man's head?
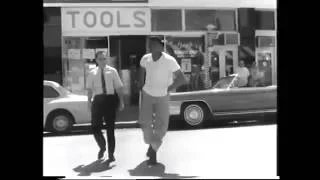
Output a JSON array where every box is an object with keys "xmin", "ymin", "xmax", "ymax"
[
  {"xmin": 239, "ymin": 60, "xmax": 245, "ymax": 67},
  {"xmin": 149, "ymin": 36, "xmax": 164, "ymax": 53},
  {"xmin": 95, "ymin": 51, "xmax": 108, "ymax": 68}
]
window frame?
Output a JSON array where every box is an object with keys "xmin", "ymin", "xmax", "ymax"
[
  {"xmin": 254, "ymin": 9, "xmax": 276, "ymax": 30},
  {"xmin": 150, "ymin": 8, "xmax": 183, "ymax": 32},
  {"xmin": 184, "ymin": 8, "xmax": 237, "ymax": 32}
]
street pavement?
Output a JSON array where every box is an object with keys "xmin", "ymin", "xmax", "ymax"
[{"xmin": 43, "ymin": 123, "xmax": 278, "ymax": 179}]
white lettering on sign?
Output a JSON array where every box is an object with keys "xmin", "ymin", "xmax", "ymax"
[{"xmin": 62, "ymin": 8, "xmax": 150, "ymax": 35}]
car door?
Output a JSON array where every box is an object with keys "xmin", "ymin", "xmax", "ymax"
[
  {"xmin": 232, "ymin": 86, "xmax": 275, "ymax": 110},
  {"xmin": 212, "ymin": 86, "xmax": 276, "ymax": 113},
  {"xmin": 207, "ymin": 85, "xmax": 276, "ymax": 114}
]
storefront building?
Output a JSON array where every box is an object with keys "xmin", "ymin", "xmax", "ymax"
[{"xmin": 44, "ymin": 0, "xmax": 277, "ymax": 107}]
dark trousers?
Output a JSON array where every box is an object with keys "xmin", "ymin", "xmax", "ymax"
[{"xmin": 91, "ymin": 94, "xmax": 118, "ymax": 157}]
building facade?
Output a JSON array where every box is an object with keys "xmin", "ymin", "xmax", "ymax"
[{"xmin": 43, "ymin": 0, "xmax": 277, "ymax": 107}]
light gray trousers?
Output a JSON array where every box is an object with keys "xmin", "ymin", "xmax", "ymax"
[{"xmin": 138, "ymin": 90, "xmax": 170, "ymax": 151}]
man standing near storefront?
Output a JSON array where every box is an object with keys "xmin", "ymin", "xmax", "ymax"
[
  {"xmin": 235, "ymin": 60, "xmax": 250, "ymax": 87},
  {"xmin": 87, "ymin": 51, "xmax": 125, "ymax": 162},
  {"xmin": 138, "ymin": 36, "xmax": 187, "ymax": 166}
]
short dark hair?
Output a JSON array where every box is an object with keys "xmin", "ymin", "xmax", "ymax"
[{"xmin": 149, "ymin": 36, "xmax": 165, "ymax": 46}]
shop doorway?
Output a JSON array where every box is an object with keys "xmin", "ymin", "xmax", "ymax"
[
  {"xmin": 208, "ymin": 45, "xmax": 238, "ymax": 86},
  {"xmin": 109, "ymin": 36, "xmax": 146, "ymax": 122},
  {"xmin": 110, "ymin": 36, "xmax": 146, "ymax": 106}
]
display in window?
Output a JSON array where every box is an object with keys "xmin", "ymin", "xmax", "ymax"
[
  {"xmin": 68, "ymin": 49, "xmax": 81, "ymax": 60},
  {"xmin": 257, "ymin": 52, "xmax": 272, "ymax": 86},
  {"xmin": 166, "ymin": 36, "xmax": 205, "ymax": 92},
  {"xmin": 68, "ymin": 59, "xmax": 85, "ymax": 93},
  {"xmin": 83, "ymin": 49, "xmax": 96, "ymax": 59},
  {"xmin": 181, "ymin": 58, "xmax": 192, "ymax": 73}
]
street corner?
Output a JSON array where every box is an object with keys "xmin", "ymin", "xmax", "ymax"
[{"xmin": 115, "ymin": 121, "xmax": 140, "ymax": 129}]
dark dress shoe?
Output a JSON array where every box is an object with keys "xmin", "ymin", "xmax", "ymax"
[
  {"xmin": 108, "ymin": 155, "xmax": 115, "ymax": 162},
  {"xmin": 98, "ymin": 149, "xmax": 106, "ymax": 160}
]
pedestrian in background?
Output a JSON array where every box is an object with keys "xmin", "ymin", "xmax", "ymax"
[
  {"xmin": 86, "ymin": 51, "xmax": 125, "ymax": 162},
  {"xmin": 249, "ymin": 61, "xmax": 263, "ymax": 87},
  {"xmin": 235, "ymin": 60, "xmax": 250, "ymax": 87},
  {"xmin": 138, "ymin": 36, "xmax": 187, "ymax": 166}
]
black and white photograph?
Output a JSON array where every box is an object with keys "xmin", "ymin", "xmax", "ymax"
[{"xmin": 43, "ymin": 0, "xmax": 278, "ymax": 179}]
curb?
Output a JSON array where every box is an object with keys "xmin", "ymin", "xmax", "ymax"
[{"xmin": 115, "ymin": 121, "xmax": 140, "ymax": 129}]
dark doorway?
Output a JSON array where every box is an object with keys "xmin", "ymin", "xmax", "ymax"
[
  {"xmin": 110, "ymin": 36, "xmax": 146, "ymax": 105},
  {"xmin": 110, "ymin": 36, "xmax": 146, "ymax": 122}
]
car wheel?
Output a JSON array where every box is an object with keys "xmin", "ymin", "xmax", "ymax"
[
  {"xmin": 47, "ymin": 111, "xmax": 74, "ymax": 133},
  {"xmin": 182, "ymin": 103, "xmax": 209, "ymax": 128}
]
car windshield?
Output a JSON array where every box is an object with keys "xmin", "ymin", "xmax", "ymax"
[{"xmin": 212, "ymin": 75, "xmax": 237, "ymax": 89}]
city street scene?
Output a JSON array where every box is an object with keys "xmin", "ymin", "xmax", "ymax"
[{"xmin": 43, "ymin": 0, "xmax": 277, "ymax": 179}]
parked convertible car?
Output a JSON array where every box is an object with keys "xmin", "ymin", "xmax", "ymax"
[
  {"xmin": 43, "ymin": 80, "xmax": 90, "ymax": 133},
  {"xmin": 168, "ymin": 74, "xmax": 277, "ymax": 127}
]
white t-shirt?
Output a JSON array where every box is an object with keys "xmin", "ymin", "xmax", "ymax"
[
  {"xmin": 235, "ymin": 67, "xmax": 250, "ymax": 87},
  {"xmin": 140, "ymin": 52, "xmax": 180, "ymax": 97}
]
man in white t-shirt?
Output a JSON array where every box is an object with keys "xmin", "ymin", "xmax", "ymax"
[
  {"xmin": 138, "ymin": 36, "xmax": 187, "ymax": 166},
  {"xmin": 235, "ymin": 60, "xmax": 250, "ymax": 87}
]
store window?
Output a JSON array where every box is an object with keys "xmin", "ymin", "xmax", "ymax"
[
  {"xmin": 151, "ymin": 9, "xmax": 182, "ymax": 31},
  {"xmin": 255, "ymin": 10, "xmax": 275, "ymax": 30},
  {"xmin": 225, "ymin": 51, "xmax": 234, "ymax": 76},
  {"xmin": 185, "ymin": 9, "xmax": 236, "ymax": 31},
  {"xmin": 256, "ymin": 52, "xmax": 273, "ymax": 86},
  {"xmin": 256, "ymin": 36, "xmax": 275, "ymax": 47},
  {"xmin": 62, "ymin": 37, "xmax": 109, "ymax": 94},
  {"xmin": 165, "ymin": 36, "xmax": 205, "ymax": 92}
]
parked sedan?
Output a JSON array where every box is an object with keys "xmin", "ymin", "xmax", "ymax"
[
  {"xmin": 43, "ymin": 81, "xmax": 90, "ymax": 133},
  {"xmin": 169, "ymin": 74, "xmax": 277, "ymax": 127}
]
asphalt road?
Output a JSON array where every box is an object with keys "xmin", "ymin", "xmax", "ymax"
[{"xmin": 43, "ymin": 120, "xmax": 278, "ymax": 179}]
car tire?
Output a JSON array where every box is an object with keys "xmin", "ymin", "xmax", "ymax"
[
  {"xmin": 181, "ymin": 102, "xmax": 210, "ymax": 128},
  {"xmin": 46, "ymin": 110, "xmax": 74, "ymax": 133}
]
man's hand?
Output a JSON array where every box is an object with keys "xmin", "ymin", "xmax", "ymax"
[{"xmin": 168, "ymin": 69, "xmax": 187, "ymax": 93}]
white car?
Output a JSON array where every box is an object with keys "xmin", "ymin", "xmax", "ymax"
[{"xmin": 43, "ymin": 80, "xmax": 90, "ymax": 133}]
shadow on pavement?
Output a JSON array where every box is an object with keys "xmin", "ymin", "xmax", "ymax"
[
  {"xmin": 43, "ymin": 126, "xmax": 92, "ymax": 137},
  {"xmin": 73, "ymin": 159, "xmax": 116, "ymax": 176},
  {"xmin": 128, "ymin": 160, "xmax": 197, "ymax": 179}
]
